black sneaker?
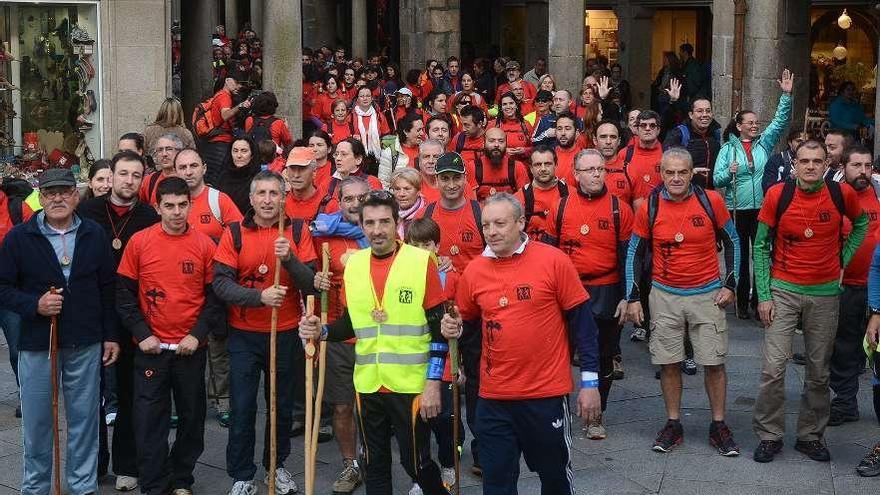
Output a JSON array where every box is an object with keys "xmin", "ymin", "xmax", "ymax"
[
  {"xmin": 708, "ymin": 421, "xmax": 740, "ymax": 456},
  {"xmin": 652, "ymin": 420, "xmax": 683, "ymax": 453},
  {"xmin": 857, "ymin": 443, "xmax": 880, "ymax": 477},
  {"xmin": 290, "ymin": 420, "xmax": 305, "ymax": 437},
  {"xmin": 753, "ymin": 440, "xmax": 783, "ymax": 463},
  {"xmin": 318, "ymin": 424, "xmax": 334, "ymax": 443},
  {"xmin": 791, "ymin": 353, "xmax": 806, "ymax": 365},
  {"xmin": 681, "ymin": 359, "xmax": 698, "ymax": 376},
  {"xmin": 795, "ymin": 439, "xmax": 831, "ymax": 462},
  {"xmin": 827, "ymin": 410, "xmax": 859, "ymax": 426}
]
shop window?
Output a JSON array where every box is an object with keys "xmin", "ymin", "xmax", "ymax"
[
  {"xmin": 0, "ymin": 2, "xmax": 100, "ymax": 182},
  {"xmin": 584, "ymin": 10, "xmax": 618, "ymax": 68}
]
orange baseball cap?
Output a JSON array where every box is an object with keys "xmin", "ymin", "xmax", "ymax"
[{"xmin": 285, "ymin": 147, "xmax": 315, "ymax": 167}]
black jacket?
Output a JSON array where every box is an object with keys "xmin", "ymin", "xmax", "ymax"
[
  {"xmin": 662, "ymin": 119, "xmax": 722, "ymax": 189},
  {"xmin": 0, "ymin": 214, "xmax": 118, "ymax": 350},
  {"xmin": 78, "ymin": 194, "xmax": 160, "ymax": 268}
]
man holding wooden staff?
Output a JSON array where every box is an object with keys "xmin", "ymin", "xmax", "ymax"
[
  {"xmin": 213, "ymin": 171, "xmax": 317, "ymax": 495},
  {"xmin": 299, "ymin": 190, "xmax": 451, "ymax": 495},
  {"xmin": 0, "ymin": 168, "xmax": 120, "ymax": 494}
]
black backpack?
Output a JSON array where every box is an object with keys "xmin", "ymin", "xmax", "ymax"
[
  {"xmin": 229, "ymin": 218, "xmax": 305, "ymax": 252},
  {"xmin": 423, "ymin": 200, "xmax": 486, "ymax": 245},
  {"xmin": 553, "ymin": 193, "xmax": 621, "ymax": 249},
  {"xmin": 523, "ymin": 181, "xmax": 569, "ymax": 226},
  {"xmin": 769, "ymin": 178, "xmax": 846, "ymax": 246},
  {"xmin": 1, "ymin": 178, "xmax": 33, "ymax": 225},
  {"xmin": 475, "ymin": 157, "xmax": 518, "ymax": 193},
  {"xmin": 247, "ymin": 116, "xmax": 279, "ymax": 144}
]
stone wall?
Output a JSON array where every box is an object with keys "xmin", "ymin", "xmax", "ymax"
[
  {"xmin": 399, "ymin": 0, "xmax": 460, "ymax": 73},
  {"xmin": 547, "ymin": 0, "xmax": 584, "ymax": 98}
]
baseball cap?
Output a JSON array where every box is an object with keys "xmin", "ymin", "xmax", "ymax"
[
  {"xmin": 396, "ymin": 87, "xmax": 413, "ymax": 97},
  {"xmin": 285, "ymin": 147, "xmax": 315, "ymax": 167},
  {"xmin": 38, "ymin": 168, "xmax": 77, "ymax": 189},
  {"xmin": 435, "ymin": 152, "xmax": 466, "ymax": 175},
  {"xmin": 535, "ymin": 90, "xmax": 553, "ymax": 103},
  {"xmin": 505, "ymin": 60, "xmax": 521, "ymax": 71}
]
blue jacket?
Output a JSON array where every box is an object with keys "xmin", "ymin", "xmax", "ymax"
[{"xmin": 0, "ymin": 214, "xmax": 118, "ymax": 351}]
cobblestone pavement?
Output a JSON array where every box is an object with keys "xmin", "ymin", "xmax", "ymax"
[{"xmin": 0, "ymin": 314, "xmax": 878, "ymax": 494}]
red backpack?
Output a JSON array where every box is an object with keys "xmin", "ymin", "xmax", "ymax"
[{"xmin": 191, "ymin": 94, "xmax": 224, "ymax": 139}]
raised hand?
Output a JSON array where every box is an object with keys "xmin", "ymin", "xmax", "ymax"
[
  {"xmin": 664, "ymin": 78, "xmax": 682, "ymax": 102},
  {"xmin": 778, "ymin": 69, "xmax": 793, "ymax": 94},
  {"xmin": 597, "ymin": 76, "xmax": 611, "ymax": 100}
]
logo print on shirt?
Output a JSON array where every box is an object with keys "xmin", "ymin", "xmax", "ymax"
[
  {"xmin": 869, "ymin": 211, "xmax": 878, "ymax": 222},
  {"xmin": 485, "ymin": 319, "xmax": 502, "ymax": 376},
  {"xmin": 145, "ymin": 288, "xmax": 166, "ymax": 317},
  {"xmin": 461, "ymin": 231, "xmax": 474, "ymax": 242},
  {"xmin": 598, "ymin": 219, "xmax": 610, "ymax": 230},
  {"xmin": 691, "ymin": 216, "xmax": 706, "ymax": 228},
  {"xmin": 181, "ymin": 260, "xmax": 195, "ymax": 275},
  {"xmin": 818, "ymin": 210, "xmax": 832, "ymax": 223},
  {"xmin": 399, "ymin": 288, "xmax": 413, "ymax": 304},
  {"xmin": 516, "ymin": 285, "xmax": 531, "ymax": 301},
  {"xmin": 200, "ymin": 213, "xmax": 211, "ymax": 224},
  {"xmin": 560, "ymin": 239, "xmax": 581, "ymax": 255},
  {"xmin": 551, "ymin": 418, "xmax": 563, "ymax": 429}
]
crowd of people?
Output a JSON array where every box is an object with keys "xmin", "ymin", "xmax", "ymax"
[{"xmin": 0, "ymin": 42, "xmax": 879, "ymax": 495}]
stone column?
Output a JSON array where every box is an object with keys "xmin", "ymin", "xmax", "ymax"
[
  {"xmin": 181, "ymin": 0, "xmax": 217, "ymax": 121},
  {"xmin": 524, "ymin": 0, "xmax": 549, "ymax": 69},
  {"xmin": 263, "ymin": 0, "xmax": 302, "ymax": 137},
  {"xmin": 224, "ymin": 0, "xmax": 239, "ymax": 37},
  {"xmin": 399, "ymin": 0, "xmax": 460, "ymax": 73},
  {"xmin": 303, "ymin": 0, "xmax": 338, "ymax": 50},
  {"xmin": 352, "ymin": 0, "xmax": 368, "ymax": 60},
  {"xmin": 250, "ymin": 0, "xmax": 263, "ymax": 38},
  {"xmin": 614, "ymin": 1, "xmax": 654, "ymax": 111},
  {"xmin": 547, "ymin": 0, "xmax": 584, "ymax": 96}
]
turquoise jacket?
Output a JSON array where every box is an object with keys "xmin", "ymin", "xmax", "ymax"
[{"xmin": 713, "ymin": 92, "xmax": 791, "ymax": 210}]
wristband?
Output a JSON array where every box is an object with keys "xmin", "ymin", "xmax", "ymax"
[
  {"xmin": 871, "ymin": 307, "xmax": 880, "ymax": 316},
  {"xmin": 320, "ymin": 325, "xmax": 329, "ymax": 340},
  {"xmin": 581, "ymin": 380, "xmax": 599, "ymax": 389},
  {"xmin": 581, "ymin": 371, "xmax": 598, "ymax": 389},
  {"xmin": 430, "ymin": 343, "xmax": 449, "ymax": 353},
  {"xmin": 427, "ymin": 356, "xmax": 445, "ymax": 380}
]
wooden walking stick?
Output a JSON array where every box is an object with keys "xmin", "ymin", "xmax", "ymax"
[
  {"xmin": 49, "ymin": 287, "xmax": 61, "ymax": 495},
  {"xmin": 304, "ymin": 295, "xmax": 316, "ymax": 494},
  {"xmin": 268, "ymin": 206, "xmax": 285, "ymax": 494},
  {"xmin": 447, "ymin": 303, "xmax": 462, "ymax": 495},
  {"xmin": 308, "ymin": 243, "xmax": 331, "ymax": 489}
]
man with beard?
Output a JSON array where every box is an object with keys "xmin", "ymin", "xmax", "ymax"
[
  {"xmin": 533, "ymin": 90, "xmax": 583, "ymax": 148},
  {"xmin": 298, "ymin": 191, "xmax": 451, "ymax": 495},
  {"xmin": 554, "ymin": 112, "xmax": 585, "ymax": 182},
  {"xmin": 470, "ymin": 127, "xmax": 529, "ymax": 202},
  {"xmin": 594, "ymin": 121, "xmax": 632, "ymax": 204},
  {"xmin": 824, "ymin": 129, "xmax": 854, "ymax": 182},
  {"xmin": 827, "ymin": 146, "xmax": 879, "ymax": 426},
  {"xmin": 141, "ymin": 134, "xmax": 183, "ymax": 206},
  {"xmin": 78, "ymin": 151, "xmax": 160, "ymax": 491},
  {"xmin": 514, "ymin": 145, "xmax": 569, "ymax": 242},
  {"xmin": 663, "ymin": 81, "xmax": 721, "ymax": 189}
]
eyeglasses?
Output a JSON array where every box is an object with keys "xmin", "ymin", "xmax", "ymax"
[
  {"xmin": 638, "ymin": 123, "xmax": 659, "ymax": 130},
  {"xmin": 40, "ymin": 187, "xmax": 77, "ymax": 200},
  {"xmin": 154, "ymin": 146, "xmax": 180, "ymax": 154},
  {"xmin": 575, "ymin": 167, "xmax": 605, "ymax": 175}
]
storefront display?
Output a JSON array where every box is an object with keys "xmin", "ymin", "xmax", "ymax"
[{"xmin": 0, "ymin": 2, "xmax": 101, "ymax": 184}]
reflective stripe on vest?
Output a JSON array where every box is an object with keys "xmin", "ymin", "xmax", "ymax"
[{"xmin": 343, "ymin": 243, "xmax": 431, "ymax": 394}]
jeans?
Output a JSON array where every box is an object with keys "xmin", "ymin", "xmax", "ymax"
[
  {"xmin": 226, "ymin": 328, "xmax": 295, "ymax": 481},
  {"xmin": 19, "ymin": 343, "xmax": 102, "ymax": 495},
  {"xmin": 0, "ymin": 308, "xmax": 22, "ymax": 385}
]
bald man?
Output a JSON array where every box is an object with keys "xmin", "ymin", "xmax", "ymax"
[{"xmin": 471, "ymin": 127, "xmax": 531, "ymax": 202}]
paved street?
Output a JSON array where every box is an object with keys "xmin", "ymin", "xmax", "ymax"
[{"xmin": 0, "ymin": 314, "xmax": 878, "ymax": 494}]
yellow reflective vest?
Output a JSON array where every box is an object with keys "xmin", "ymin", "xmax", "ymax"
[{"xmin": 343, "ymin": 243, "xmax": 431, "ymax": 394}]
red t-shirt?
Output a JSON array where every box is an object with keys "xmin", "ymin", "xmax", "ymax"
[
  {"xmin": 548, "ymin": 190, "xmax": 633, "ymax": 285},
  {"xmin": 313, "ymin": 162, "xmax": 334, "ymax": 192},
  {"xmin": 0, "ymin": 192, "xmax": 34, "ymax": 244},
  {"xmin": 451, "ymin": 132, "xmax": 486, "ymax": 185},
  {"xmin": 759, "ymin": 181, "xmax": 863, "ymax": 286},
  {"xmin": 555, "ymin": 143, "xmax": 584, "ymax": 184},
  {"xmin": 843, "ymin": 186, "xmax": 880, "ymax": 286},
  {"xmin": 495, "ymin": 80, "xmax": 537, "ymax": 104},
  {"xmin": 494, "ymin": 118, "xmax": 533, "ymax": 157},
  {"xmin": 244, "ymin": 116, "xmax": 293, "ymax": 148},
  {"xmin": 326, "ymin": 119, "xmax": 355, "ymax": 145},
  {"xmin": 605, "ymin": 157, "xmax": 633, "ymax": 205},
  {"xmin": 620, "ymin": 142, "xmax": 663, "ymax": 200},
  {"xmin": 117, "ymin": 224, "xmax": 216, "ymax": 343},
  {"xmin": 138, "ymin": 172, "xmax": 171, "ymax": 207},
  {"xmin": 285, "ymin": 188, "xmax": 324, "ymax": 223},
  {"xmin": 468, "ymin": 157, "xmax": 530, "ymax": 202},
  {"xmin": 209, "ymin": 89, "xmax": 235, "ymax": 143},
  {"xmin": 632, "ymin": 189, "xmax": 731, "ymax": 289},
  {"xmin": 513, "ymin": 182, "xmax": 568, "ymax": 242},
  {"xmin": 417, "ymin": 201, "xmax": 484, "ymax": 273},
  {"xmin": 311, "ymin": 92, "xmax": 344, "ymax": 125},
  {"xmin": 456, "ymin": 241, "xmax": 589, "ymax": 400},
  {"xmin": 213, "ymin": 219, "xmax": 318, "ymax": 332},
  {"xmin": 188, "ymin": 188, "xmax": 243, "ymax": 241}
]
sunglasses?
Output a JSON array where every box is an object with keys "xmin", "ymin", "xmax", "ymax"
[{"xmin": 638, "ymin": 123, "xmax": 659, "ymax": 130}]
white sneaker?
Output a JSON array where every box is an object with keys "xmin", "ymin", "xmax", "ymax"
[
  {"xmin": 441, "ymin": 467, "xmax": 456, "ymax": 488},
  {"xmin": 409, "ymin": 483, "xmax": 424, "ymax": 495},
  {"xmin": 264, "ymin": 467, "xmax": 298, "ymax": 494},
  {"xmin": 630, "ymin": 327, "xmax": 647, "ymax": 342},
  {"xmin": 229, "ymin": 480, "xmax": 257, "ymax": 495},
  {"xmin": 115, "ymin": 475, "xmax": 138, "ymax": 491},
  {"xmin": 105, "ymin": 412, "xmax": 117, "ymax": 425}
]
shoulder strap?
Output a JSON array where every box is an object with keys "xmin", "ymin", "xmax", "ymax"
[
  {"xmin": 424, "ymin": 202, "xmax": 436, "ymax": 219},
  {"xmin": 291, "ymin": 218, "xmax": 304, "ymax": 245},
  {"xmin": 774, "ymin": 180, "xmax": 797, "ymax": 230},
  {"xmin": 318, "ymin": 178, "xmax": 340, "ymax": 213},
  {"xmin": 147, "ymin": 173, "xmax": 161, "ymax": 202},
  {"xmin": 554, "ymin": 195, "xmax": 569, "ymax": 247},
  {"xmin": 8, "ymin": 197, "xmax": 23, "ymax": 225},
  {"xmin": 677, "ymin": 124, "xmax": 691, "ymax": 148},
  {"xmin": 391, "ymin": 146, "xmax": 400, "ymax": 172},
  {"xmin": 507, "ymin": 158, "xmax": 517, "ymax": 190},
  {"xmin": 230, "ymin": 221, "xmax": 243, "ymax": 252},
  {"xmin": 611, "ymin": 194, "xmax": 621, "ymax": 241},
  {"xmin": 207, "ymin": 187, "xmax": 223, "ymax": 225},
  {"xmin": 558, "ymin": 181, "xmax": 570, "ymax": 198},
  {"xmin": 475, "ymin": 157, "xmax": 484, "ymax": 185},
  {"xmin": 455, "ymin": 132, "xmax": 466, "ymax": 153},
  {"xmin": 825, "ymin": 179, "xmax": 846, "ymax": 216},
  {"xmin": 523, "ymin": 185, "xmax": 535, "ymax": 222},
  {"xmin": 692, "ymin": 186, "xmax": 718, "ymax": 232},
  {"xmin": 623, "ymin": 144, "xmax": 635, "ymax": 168},
  {"xmin": 470, "ymin": 200, "xmax": 485, "ymax": 244},
  {"xmin": 646, "ymin": 188, "xmax": 661, "ymax": 235}
]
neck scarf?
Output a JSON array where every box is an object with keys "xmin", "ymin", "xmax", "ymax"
[
  {"xmin": 396, "ymin": 196, "xmax": 425, "ymax": 238},
  {"xmin": 354, "ymin": 105, "xmax": 381, "ymax": 156}
]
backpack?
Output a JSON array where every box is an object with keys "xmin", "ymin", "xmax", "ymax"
[
  {"xmin": 647, "ymin": 184, "xmax": 719, "ymax": 241},
  {"xmin": 769, "ymin": 178, "xmax": 846, "ymax": 245},
  {"xmin": 247, "ymin": 116, "xmax": 278, "ymax": 144},
  {"xmin": 229, "ymin": 218, "xmax": 305, "ymax": 252},
  {"xmin": 191, "ymin": 93, "xmax": 225, "ymax": 139},
  {"xmin": 145, "ymin": 173, "xmax": 163, "ymax": 205},
  {"xmin": 676, "ymin": 123, "xmax": 721, "ymax": 149},
  {"xmin": 317, "ymin": 177, "xmax": 341, "ymax": 215},
  {"xmin": 523, "ymin": 181, "xmax": 569, "ymax": 225},
  {"xmin": 423, "ymin": 200, "xmax": 486, "ymax": 245},
  {"xmin": 553, "ymin": 193, "xmax": 621, "ymax": 250},
  {"xmin": 1, "ymin": 178, "xmax": 33, "ymax": 225},
  {"xmin": 207, "ymin": 187, "xmax": 223, "ymax": 226},
  {"xmin": 475, "ymin": 157, "xmax": 517, "ymax": 192}
]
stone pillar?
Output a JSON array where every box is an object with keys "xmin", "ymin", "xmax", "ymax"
[
  {"xmin": 224, "ymin": 0, "xmax": 239, "ymax": 37},
  {"xmin": 399, "ymin": 0, "xmax": 460, "ymax": 73},
  {"xmin": 303, "ymin": 0, "xmax": 338, "ymax": 50},
  {"xmin": 263, "ymin": 0, "xmax": 302, "ymax": 138},
  {"xmin": 547, "ymin": 0, "xmax": 584, "ymax": 96},
  {"xmin": 250, "ymin": 0, "xmax": 263, "ymax": 38},
  {"xmin": 181, "ymin": 0, "xmax": 217, "ymax": 123},
  {"xmin": 615, "ymin": 1, "xmax": 654, "ymax": 111},
  {"xmin": 524, "ymin": 0, "xmax": 549, "ymax": 70},
  {"xmin": 352, "ymin": 0, "xmax": 368, "ymax": 60},
  {"xmin": 712, "ymin": 0, "xmax": 809, "ymax": 130}
]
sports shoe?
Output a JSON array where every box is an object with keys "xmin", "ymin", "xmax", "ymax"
[
  {"xmin": 681, "ymin": 359, "xmax": 698, "ymax": 375},
  {"xmin": 228, "ymin": 480, "xmax": 257, "ymax": 495},
  {"xmin": 795, "ymin": 439, "xmax": 831, "ymax": 462},
  {"xmin": 332, "ymin": 458, "xmax": 362, "ymax": 493},
  {"xmin": 105, "ymin": 412, "xmax": 117, "ymax": 426},
  {"xmin": 171, "ymin": 489, "xmax": 192, "ymax": 495},
  {"xmin": 856, "ymin": 443, "xmax": 880, "ymax": 477},
  {"xmin": 791, "ymin": 353, "xmax": 806, "ymax": 365},
  {"xmin": 115, "ymin": 475, "xmax": 138, "ymax": 491},
  {"xmin": 290, "ymin": 420, "xmax": 305, "ymax": 437},
  {"xmin": 408, "ymin": 483, "xmax": 423, "ymax": 495},
  {"xmin": 652, "ymin": 419, "xmax": 683, "ymax": 453},
  {"xmin": 585, "ymin": 418, "xmax": 607, "ymax": 440},
  {"xmin": 708, "ymin": 421, "xmax": 740, "ymax": 456},
  {"xmin": 217, "ymin": 411, "xmax": 231, "ymax": 428},
  {"xmin": 753, "ymin": 440, "xmax": 783, "ymax": 463},
  {"xmin": 630, "ymin": 327, "xmax": 647, "ymax": 342},
  {"xmin": 827, "ymin": 410, "xmax": 859, "ymax": 426},
  {"xmin": 264, "ymin": 467, "xmax": 297, "ymax": 494},
  {"xmin": 318, "ymin": 424, "xmax": 334, "ymax": 443},
  {"xmin": 611, "ymin": 355, "xmax": 625, "ymax": 380},
  {"xmin": 441, "ymin": 467, "xmax": 456, "ymax": 489}
]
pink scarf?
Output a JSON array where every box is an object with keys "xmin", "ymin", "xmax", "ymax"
[{"xmin": 397, "ymin": 196, "xmax": 425, "ymax": 239}]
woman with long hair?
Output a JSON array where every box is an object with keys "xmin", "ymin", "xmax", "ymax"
[
  {"xmin": 351, "ymin": 86, "xmax": 391, "ymax": 158},
  {"xmin": 143, "ymin": 97, "xmax": 195, "ymax": 153},
  {"xmin": 494, "ymin": 91, "xmax": 533, "ymax": 163},
  {"xmin": 217, "ymin": 135, "xmax": 262, "ymax": 214},
  {"xmin": 311, "ymin": 73, "xmax": 344, "ymax": 125},
  {"xmin": 320, "ymin": 138, "xmax": 383, "ymax": 213},
  {"xmin": 575, "ymin": 85, "xmax": 603, "ymax": 141},
  {"xmin": 454, "ymin": 72, "xmax": 488, "ymax": 112},
  {"xmin": 340, "ymin": 66, "xmax": 358, "ymax": 101},
  {"xmin": 538, "ymin": 74, "xmax": 557, "ymax": 93},
  {"xmin": 713, "ymin": 69, "xmax": 793, "ymax": 319}
]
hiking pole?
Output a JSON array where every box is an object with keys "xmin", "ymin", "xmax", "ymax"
[
  {"xmin": 447, "ymin": 302, "xmax": 462, "ymax": 495},
  {"xmin": 49, "ymin": 287, "xmax": 61, "ymax": 495},
  {"xmin": 308, "ymin": 243, "xmax": 331, "ymax": 491},
  {"xmin": 304, "ymin": 296, "xmax": 316, "ymax": 495},
  {"xmin": 730, "ymin": 145, "xmax": 738, "ymax": 228},
  {"xmin": 268, "ymin": 206, "xmax": 285, "ymax": 495}
]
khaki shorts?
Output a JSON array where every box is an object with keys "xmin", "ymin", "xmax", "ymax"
[
  {"xmin": 648, "ymin": 287, "xmax": 728, "ymax": 366},
  {"xmin": 323, "ymin": 342, "xmax": 356, "ymax": 406}
]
